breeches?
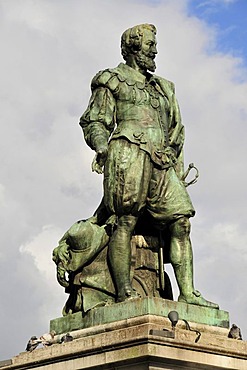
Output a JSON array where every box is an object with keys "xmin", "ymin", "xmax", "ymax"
[{"xmin": 103, "ymin": 139, "xmax": 195, "ymax": 224}]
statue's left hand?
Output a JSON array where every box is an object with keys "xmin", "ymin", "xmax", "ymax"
[{"xmin": 92, "ymin": 146, "xmax": 108, "ymax": 174}]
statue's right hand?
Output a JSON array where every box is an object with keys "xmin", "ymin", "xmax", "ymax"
[{"xmin": 92, "ymin": 146, "xmax": 108, "ymax": 174}]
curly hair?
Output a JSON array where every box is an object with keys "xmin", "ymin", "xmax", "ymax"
[{"xmin": 121, "ymin": 24, "xmax": 156, "ymax": 60}]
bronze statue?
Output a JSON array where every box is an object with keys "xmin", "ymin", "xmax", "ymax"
[{"xmin": 53, "ymin": 24, "xmax": 219, "ymax": 314}]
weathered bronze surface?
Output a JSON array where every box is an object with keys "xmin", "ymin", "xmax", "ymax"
[
  {"xmin": 53, "ymin": 24, "xmax": 219, "ymax": 316},
  {"xmin": 50, "ymin": 297, "xmax": 229, "ymax": 335}
]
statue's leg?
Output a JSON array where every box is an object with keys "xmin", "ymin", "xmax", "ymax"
[
  {"xmin": 169, "ymin": 217, "xmax": 219, "ymax": 309},
  {"xmin": 169, "ymin": 217, "xmax": 194, "ymax": 295},
  {"xmin": 108, "ymin": 214, "xmax": 139, "ymax": 302},
  {"xmin": 104, "ymin": 140, "xmax": 151, "ymax": 302}
]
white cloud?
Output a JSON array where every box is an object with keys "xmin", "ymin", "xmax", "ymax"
[
  {"xmin": 0, "ymin": 184, "xmax": 5, "ymax": 207},
  {"xmin": 19, "ymin": 225, "xmax": 66, "ymax": 321},
  {"xmin": 19, "ymin": 225, "xmax": 62, "ymax": 279},
  {"xmin": 195, "ymin": 0, "xmax": 236, "ymax": 8}
]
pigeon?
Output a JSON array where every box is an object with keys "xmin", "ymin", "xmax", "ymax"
[
  {"xmin": 61, "ymin": 333, "xmax": 74, "ymax": 343},
  {"xmin": 26, "ymin": 336, "xmax": 42, "ymax": 352},
  {"xmin": 228, "ymin": 324, "xmax": 242, "ymax": 340},
  {"xmin": 40, "ymin": 330, "xmax": 56, "ymax": 347}
]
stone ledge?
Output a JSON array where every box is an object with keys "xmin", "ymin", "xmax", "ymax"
[
  {"xmin": 50, "ymin": 297, "xmax": 229, "ymax": 334},
  {"xmin": 2, "ymin": 315, "xmax": 246, "ymax": 370}
]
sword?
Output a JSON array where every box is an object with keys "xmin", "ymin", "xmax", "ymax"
[{"xmin": 158, "ymin": 231, "xmax": 165, "ymax": 292}]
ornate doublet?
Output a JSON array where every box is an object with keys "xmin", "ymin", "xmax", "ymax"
[
  {"xmin": 80, "ymin": 62, "xmax": 194, "ymax": 220},
  {"xmin": 80, "ymin": 63, "xmax": 184, "ymax": 172}
]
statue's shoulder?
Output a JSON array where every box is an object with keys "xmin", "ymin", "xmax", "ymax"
[
  {"xmin": 153, "ymin": 74, "xmax": 175, "ymax": 94},
  {"xmin": 91, "ymin": 63, "xmax": 141, "ymax": 90},
  {"xmin": 91, "ymin": 66, "xmax": 120, "ymax": 91}
]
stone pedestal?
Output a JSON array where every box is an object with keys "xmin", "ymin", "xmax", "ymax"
[
  {"xmin": 1, "ymin": 298, "xmax": 246, "ymax": 370},
  {"xmin": 50, "ymin": 297, "xmax": 229, "ymax": 334}
]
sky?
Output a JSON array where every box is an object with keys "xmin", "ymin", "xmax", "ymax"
[{"xmin": 0, "ymin": 0, "xmax": 247, "ymax": 360}]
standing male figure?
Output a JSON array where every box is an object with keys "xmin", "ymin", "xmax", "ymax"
[{"xmin": 80, "ymin": 24, "xmax": 218, "ymax": 308}]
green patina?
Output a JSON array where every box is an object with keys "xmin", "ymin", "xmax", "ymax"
[
  {"xmin": 52, "ymin": 24, "xmax": 220, "ymax": 325},
  {"xmin": 50, "ymin": 297, "xmax": 229, "ymax": 335}
]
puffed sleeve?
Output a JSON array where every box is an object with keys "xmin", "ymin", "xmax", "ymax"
[{"xmin": 79, "ymin": 71, "xmax": 116, "ymax": 152}]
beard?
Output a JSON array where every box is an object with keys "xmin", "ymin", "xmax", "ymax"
[{"xmin": 135, "ymin": 50, "xmax": 156, "ymax": 72}]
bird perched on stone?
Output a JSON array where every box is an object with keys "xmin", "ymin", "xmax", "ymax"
[
  {"xmin": 40, "ymin": 330, "xmax": 56, "ymax": 347},
  {"xmin": 228, "ymin": 324, "xmax": 242, "ymax": 340},
  {"xmin": 26, "ymin": 336, "xmax": 42, "ymax": 352},
  {"xmin": 61, "ymin": 333, "xmax": 73, "ymax": 343}
]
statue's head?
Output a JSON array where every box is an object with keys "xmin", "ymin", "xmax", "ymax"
[{"xmin": 121, "ymin": 24, "xmax": 157, "ymax": 72}]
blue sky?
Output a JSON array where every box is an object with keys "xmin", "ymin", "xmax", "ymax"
[
  {"xmin": 1, "ymin": 0, "xmax": 247, "ymax": 360},
  {"xmin": 188, "ymin": 0, "xmax": 247, "ymax": 62}
]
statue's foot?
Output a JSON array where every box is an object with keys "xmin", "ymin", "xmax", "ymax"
[
  {"xmin": 117, "ymin": 285, "xmax": 140, "ymax": 302},
  {"xmin": 178, "ymin": 290, "xmax": 219, "ymax": 309}
]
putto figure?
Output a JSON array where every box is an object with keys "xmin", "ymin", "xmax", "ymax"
[{"xmin": 78, "ymin": 24, "xmax": 218, "ymax": 308}]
